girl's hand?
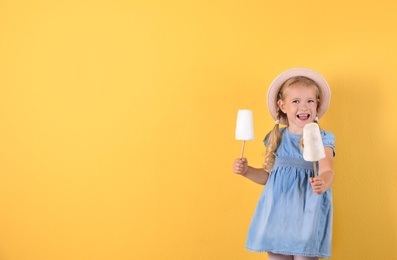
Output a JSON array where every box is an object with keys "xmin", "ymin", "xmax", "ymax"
[
  {"xmin": 310, "ymin": 176, "xmax": 326, "ymax": 194},
  {"xmin": 233, "ymin": 158, "xmax": 248, "ymax": 175}
]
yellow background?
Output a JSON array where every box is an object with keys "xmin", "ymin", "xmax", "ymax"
[{"xmin": 1, "ymin": 0, "xmax": 396, "ymax": 259}]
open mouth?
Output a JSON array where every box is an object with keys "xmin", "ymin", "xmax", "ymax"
[{"xmin": 297, "ymin": 113, "xmax": 310, "ymax": 120}]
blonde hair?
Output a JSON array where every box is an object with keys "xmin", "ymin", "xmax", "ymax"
[{"xmin": 264, "ymin": 76, "xmax": 320, "ymax": 172}]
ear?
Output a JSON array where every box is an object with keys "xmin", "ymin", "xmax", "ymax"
[{"xmin": 278, "ymin": 99, "xmax": 286, "ymax": 113}]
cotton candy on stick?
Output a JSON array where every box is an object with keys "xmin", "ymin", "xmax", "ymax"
[
  {"xmin": 303, "ymin": 123, "xmax": 325, "ymax": 177},
  {"xmin": 235, "ymin": 110, "xmax": 255, "ymax": 158}
]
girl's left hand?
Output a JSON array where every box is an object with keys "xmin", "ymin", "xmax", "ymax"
[{"xmin": 310, "ymin": 177, "xmax": 326, "ymax": 195}]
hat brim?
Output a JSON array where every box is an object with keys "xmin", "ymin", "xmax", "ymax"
[{"xmin": 267, "ymin": 68, "xmax": 331, "ymax": 125}]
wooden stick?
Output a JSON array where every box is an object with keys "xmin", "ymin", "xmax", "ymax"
[
  {"xmin": 313, "ymin": 161, "xmax": 317, "ymax": 178},
  {"xmin": 240, "ymin": 140, "xmax": 246, "ymax": 158}
]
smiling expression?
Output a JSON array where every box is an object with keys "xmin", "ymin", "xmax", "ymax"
[{"xmin": 278, "ymin": 83, "xmax": 319, "ymax": 134}]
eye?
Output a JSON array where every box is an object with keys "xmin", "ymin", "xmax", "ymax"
[
  {"xmin": 308, "ymin": 99, "xmax": 316, "ymax": 103},
  {"xmin": 292, "ymin": 100, "xmax": 299, "ymax": 104}
]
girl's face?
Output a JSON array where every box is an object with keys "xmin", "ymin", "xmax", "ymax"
[{"xmin": 278, "ymin": 83, "xmax": 318, "ymax": 134}]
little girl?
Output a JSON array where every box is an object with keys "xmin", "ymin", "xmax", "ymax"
[{"xmin": 233, "ymin": 68, "xmax": 335, "ymax": 260}]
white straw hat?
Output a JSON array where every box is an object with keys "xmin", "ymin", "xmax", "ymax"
[{"xmin": 267, "ymin": 68, "xmax": 331, "ymax": 125}]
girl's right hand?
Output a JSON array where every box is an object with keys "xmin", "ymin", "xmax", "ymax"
[{"xmin": 233, "ymin": 158, "xmax": 248, "ymax": 175}]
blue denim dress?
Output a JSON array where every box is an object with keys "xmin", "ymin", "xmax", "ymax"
[{"xmin": 246, "ymin": 127, "xmax": 335, "ymax": 258}]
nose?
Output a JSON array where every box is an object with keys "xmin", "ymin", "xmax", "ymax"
[{"xmin": 300, "ymin": 104, "xmax": 308, "ymax": 111}]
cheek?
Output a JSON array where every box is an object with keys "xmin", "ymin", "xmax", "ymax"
[{"xmin": 310, "ymin": 103, "xmax": 318, "ymax": 110}]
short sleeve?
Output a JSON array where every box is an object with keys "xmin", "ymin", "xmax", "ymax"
[
  {"xmin": 263, "ymin": 131, "xmax": 271, "ymax": 148},
  {"xmin": 263, "ymin": 128, "xmax": 286, "ymax": 149},
  {"xmin": 321, "ymin": 130, "xmax": 336, "ymax": 157}
]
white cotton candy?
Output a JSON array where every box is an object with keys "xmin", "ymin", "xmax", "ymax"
[
  {"xmin": 235, "ymin": 109, "xmax": 255, "ymax": 141},
  {"xmin": 303, "ymin": 123, "xmax": 325, "ymax": 162}
]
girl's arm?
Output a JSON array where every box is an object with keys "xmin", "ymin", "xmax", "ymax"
[
  {"xmin": 311, "ymin": 147, "xmax": 335, "ymax": 194},
  {"xmin": 233, "ymin": 158, "xmax": 270, "ymax": 185}
]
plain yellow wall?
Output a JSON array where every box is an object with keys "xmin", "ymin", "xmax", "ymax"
[{"xmin": 1, "ymin": 0, "xmax": 396, "ymax": 259}]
